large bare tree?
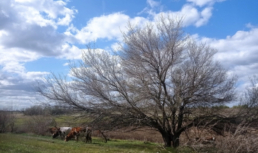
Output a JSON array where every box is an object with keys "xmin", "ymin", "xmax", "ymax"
[{"xmin": 38, "ymin": 15, "xmax": 236, "ymax": 147}]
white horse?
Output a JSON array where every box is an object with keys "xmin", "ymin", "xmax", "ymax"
[{"xmin": 53, "ymin": 127, "xmax": 72, "ymax": 139}]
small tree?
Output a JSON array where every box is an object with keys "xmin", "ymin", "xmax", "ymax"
[
  {"xmin": 38, "ymin": 15, "xmax": 236, "ymax": 148},
  {"xmin": 239, "ymin": 76, "xmax": 258, "ymax": 124},
  {"xmin": 0, "ymin": 111, "xmax": 15, "ymax": 133}
]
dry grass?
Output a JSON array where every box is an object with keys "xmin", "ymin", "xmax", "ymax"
[
  {"xmin": 99, "ymin": 127, "xmax": 163, "ymax": 143},
  {"xmin": 179, "ymin": 124, "xmax": 258, "ymax": 153},
  {"xmin": 215, "ymin": 124, "xmax": 258, "ymax": 153}
]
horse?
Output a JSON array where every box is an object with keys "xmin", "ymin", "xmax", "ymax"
[
  {"xmin": 47, "ymin": 126, "xmax": 59, "ymax": 136},
  {"xmin": 85, "ymin": 127, "xmax": 92, "ymax": 143},
  {"xmin": 65, "ymin": 127, "xmax": 86, "ymax": 142},
  {"xmin": 65, "ymin": 127, "xmax": 92, "ymax": 143},
  {"xmin": 52, "ymin": 127, "xmax": 72, "ymax": 139}
]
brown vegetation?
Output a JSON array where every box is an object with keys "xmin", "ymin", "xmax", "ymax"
[{"xmin": 0, "ymin": 111, "xmax": 15, "ymax": 133}]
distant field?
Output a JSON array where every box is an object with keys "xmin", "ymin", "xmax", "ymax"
[
  {"xmin": 0, "ymin": 133, "xmax": 180, "ymax": 153},
  {"xmin": 13, "ymin": 112, "xmax": 85, "ymax": 127}
]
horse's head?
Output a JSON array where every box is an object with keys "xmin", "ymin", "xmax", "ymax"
[
  {"xmin": 52, "ymin": 128, "xmax": 60, "ymax": 138},
  {"xmin": 64, "ymin": 130, "xmax": 77, "ymax": 141},
  {"xmin": 64, "ymin": 135, "xmax": 72, "ymax": 142}
]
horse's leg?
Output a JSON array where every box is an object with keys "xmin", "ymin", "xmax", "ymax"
[
  {"xmin": 60, "ymin": 132, "xmax": 63, "ymax": 139},
  {"xmin": 75, "ymin": 132, "xmax": 79, "ymax": 142},
  {"xmin": 85, "ymin": 135, "xmax": 88, "ymax": 143}
]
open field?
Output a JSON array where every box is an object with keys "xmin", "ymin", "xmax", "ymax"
[
  {"xmin": 0, "ymin": 112, "xmax": 197, "ymax": 152},
  {"xmin": 0, "ymin": 133, "xmax": 184, "ymax": 153},
  {"xmin": 2, "ymin": 110, "xmax": 258, "ymax": 152}
]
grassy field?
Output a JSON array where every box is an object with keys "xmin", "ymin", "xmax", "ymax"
[{"xmin": 0, "ymin": 133, "xmax": 185, "ymax": 153}]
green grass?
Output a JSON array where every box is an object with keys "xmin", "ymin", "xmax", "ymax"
[
  {"xmin": 0, "ymin": 133, "xmax": 176, "ymax": 153},
  {"xmin": 54, "ymin": 114, "xmax": 87, "ymax": 126}
]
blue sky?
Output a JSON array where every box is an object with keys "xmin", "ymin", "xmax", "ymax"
[{"xmin": 0, "ymin": 0, "xmax": 257, "ymax": 110}]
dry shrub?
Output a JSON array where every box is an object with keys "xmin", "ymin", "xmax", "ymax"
[
  {"xmin": 0, "ymin": 111, "xmax": 15, "ymax": 133},
  {"xmin": 24, "ymin": 115, "xmax": 56, "ymax": 135},
  {"xmin": 92, "ymin": 127, "xmax": 163, "ymax": 143},
  {"xmin": 181, "ymin": 124, "xmax": 258, "ymax": 153},
  {"xmin": 215, "ymin": 124, "xmax": 258, "ymax": 153}
]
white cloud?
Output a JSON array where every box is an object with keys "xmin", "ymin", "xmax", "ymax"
[
  {"xmin": 10, "ymin": 0, "xmax": 77, "ymax": 28},
  {"xmin": 0, "ymin": 0, "xmax": 79, "ymax": 109},
  {"xmin": 138, "ymin": 0, "xmax": 162, "ymax": 16},
  {"xmin": 0, "ymin": 0, "xmax": 77, "ymax": 56},
  {"xmin": 59, "ymin": 44, "xmax": 82, "ymax": 59},
  {"xmin": 147, "ymin": 0, "xmax": 160, "ymax": 8},
  {"xmin": 152, "ymin": 4, "xmax": 212, "ymax": 27},
  {"xmin": 73, "ymin": 13, "xmax": 148, "ymax": 44},
  {"xmin": 194, "ymin": 27, "xmax": 258, "ymax": 94},
  {"xmin": 68, "ymin": 0, "xmax": 225, "ymax": 46},
  {"xmin": 187, "ymin": 0, "xmax": 226, "ymax": 7},
  {"xmin": 195, "ymin": 7, "xmax": 213, "ymax": 27},
  {"xmin": 0, "ymin": 0, "xmax": 247, "ymax": 109},
  {"xmin": 111, "ymin": 43, "xmax": 121, "ymax": 52},
  {"xmin": 63, "ymin": 63, "xmax": 69, "ymax": 66}
]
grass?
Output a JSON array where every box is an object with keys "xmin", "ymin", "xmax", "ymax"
[
  {"xmin": 13, "ymin": 112, "xmax": 88, "ymax": 127},
  {"xmin": 54, "ymin": 114, "xmax": 88, "ymax": 127},
  {"xmin": 0, "ymin": 133, "xmax": 177, "ymax": 153}
]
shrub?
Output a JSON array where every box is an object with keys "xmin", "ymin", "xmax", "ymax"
[
  {"xmin": 0, "ymin": 111, "xmax": 15, "ymax": 133},
  {"xmin": 23, "ymin": 105, "xmax": 72, "ymax": 116},
  {"xmin": 24, "ymin": 115, "xmax": 56, "ymax": 135},
  {"xmin": 215, "ymin": 124, "xmax": 258, "ymax": 153}
]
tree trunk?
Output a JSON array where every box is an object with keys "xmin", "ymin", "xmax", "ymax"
[
  {"xmin": 172, "ymin": 134, "xmax": 180, "ymax": 148},
  {"xmin": 161, "ymin": 131, "xmax": 180, "ymax": 148},
  {"xmin": 161, "ymin": 131, "xmax": 172, "ymax": 147}
]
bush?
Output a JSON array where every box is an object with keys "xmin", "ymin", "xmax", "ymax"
[
  {"xmin": 211, "ymin": 105, "xmax": 229, "ymax": 110},
  {"xmin": 23, "ymin": 105, "xmax": 48, "ymax": 116},
  {"xmin": 24, "ymin": 115, "xmax": 56, "ymax": 135},
  {"xmin": 0, "ymin": 111, "xmax": 15, "ymax": 133},
  {"xmin": 23, "ymin": 105, "xmax": 72, "ymax": 116},
  {"xmin": 215, "ymin": 124, "xmax": 258, "ymax": 153}
]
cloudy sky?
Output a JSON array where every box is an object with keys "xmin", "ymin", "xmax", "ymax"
[{"xmin": 0, "ymin": 0, "xmax": 257, "ymax": 110}]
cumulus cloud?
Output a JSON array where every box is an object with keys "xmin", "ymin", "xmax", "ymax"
[
  {"xmin": 71, "ymin": 13, "xmax": 148, "ymax": 44},
  {"xmin": 137, "ymin": 0, "xmax": 220, "ymax": 27},
  {"xmin": 151, "ymin": 4, "xmax": 213, "ymax": 27},
  {"xmin": 70, "ymin": 0, "xmax": 220, "ymax": 45},
  {"xmin": 0, "ymin": 69, "xmax": 49, "ymax": 110},
  {"xmin": 194, "ymin": 27, "xmax": 258, "ymax": 94},
  {"xmin": 0, "ymin": 0, "xmax": 78, "ymax": 57},
  {"xmin": 74, "ymin": 13, "xmax": 130, "ymax": 43},
  {"xmin": 0, "ymin": 0, "xmax": 250, "ymax": 109},
  {"xmin": 0, "ymin": 0, "xmax": 79, "ymax": 109}
]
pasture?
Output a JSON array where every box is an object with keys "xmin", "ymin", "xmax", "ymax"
[
  {"xmin": 0, "ymin": 112, "xmax": 197, "ymax": 153},
  {"xmin": 2, "ymin": 110, "xmax": 258, "ymax": 152},
  {"xmin": 0, "ymin": 133, "xmax": 181, "ymax": 153}
]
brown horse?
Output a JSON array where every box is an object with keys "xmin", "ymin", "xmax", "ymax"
[
  {"xmin": 65, "ymin": 127, "xmax": 92, "ymax": 143},
  {"xmin": 47, "ymin": 126, "xmax": 60, "ymax": 138},
  {"xmin": 65, "ymin": 127, "xmax": 86, "ymax": 142}
]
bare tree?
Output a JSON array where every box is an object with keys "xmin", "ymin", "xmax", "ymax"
[
  {"xmin": 0, "ymin": 111, "xmax": 15, "ymax": 133},
  {"xmin": 38, "ymin": 15, "xmax": 236, "ymax": 148},
  {"xmin": 242, "ymin": 76, "xmax": 258, "ymax": 108},
  {"xmin": 238, "ymin": 76, "xmax": 258, "ymax": 125}
]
